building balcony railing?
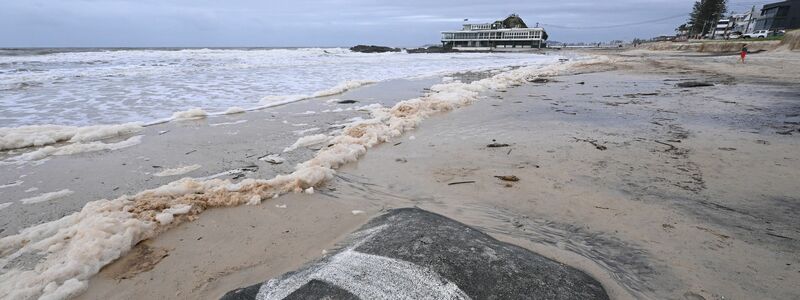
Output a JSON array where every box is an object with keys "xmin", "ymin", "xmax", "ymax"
[
  {"xmin": 442, "ymin": 37, "xmax": 545, "ymax": 41},
  {"xmin": 442, "ymin": 32, "xmax": 544, "ymax": 41}
]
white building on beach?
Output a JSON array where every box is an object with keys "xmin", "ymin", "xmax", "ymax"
[
  {"xmin": 441, "ymin": 14, "xmax": 549, "ymax": 51},
  {"xmin": 712, "ymin": 18, "xmax": 733, "ymax": 38}
]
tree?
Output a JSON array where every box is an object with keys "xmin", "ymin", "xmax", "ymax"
[{"xmin": 688, "ymin": 0, "xmax": 728, "ymax": 36}]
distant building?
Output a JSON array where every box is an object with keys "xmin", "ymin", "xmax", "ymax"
[
  {"xmin": 711, "ymin": 8, "xmax": 759, "ymax": 38},
  {"xmin": 730, "ymin": 10, "xmax": 757, "ymax": 34},
  {"xmin": 712, "ymin": 18, "xmax": 733, "ymax": 38},
  {"xmin": 754, "ymin": 0, "xmax": 800, "ymax": 31},
  {"xmin": 441, "ymin": 14, "xmax": 548, "ymax": 50},
  {"xmin": 676, "ymin": 23, "xmax": 692, "ymax": 37},
  {"xmin": 652, "ymin": 35, "xmax": 678, "ymax": 42}
]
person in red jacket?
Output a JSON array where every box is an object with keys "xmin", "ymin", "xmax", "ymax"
[{"xmin": 740, "ymin": 44, "xmax": 748, "ymax": 64}]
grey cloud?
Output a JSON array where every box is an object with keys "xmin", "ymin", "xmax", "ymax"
[{"xmin": 1, "ymin": 0, "xmax": 712, "ymax": 47}]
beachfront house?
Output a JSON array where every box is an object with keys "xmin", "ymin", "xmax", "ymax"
[
  {"xmin": 710, "ymin": 8, "xmax": 758, "ymax": 39},
  {"xmin": 712, "ymin": 18, "xmax": 733, "ymax": 38},
  {"xmin": 755, "ymin": 0, "xmax": 800, "ymax": 31},
  {"xmin": 441, "ymin": 14, "xmax": 548, "ymax": 51},
  {"xmin": 730, "ymin": 10, "xmax": 757, "ymax": 34}
]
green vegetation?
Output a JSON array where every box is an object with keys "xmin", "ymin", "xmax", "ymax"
[{"xmin": 688, "ymin": 0, "xmax": 728, "ymax": 36}]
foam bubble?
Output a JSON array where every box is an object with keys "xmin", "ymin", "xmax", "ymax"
[
  {"xmin": 283, "ymin": 134, "xmax": 331, "ymax": 152},
  {"xmin": 18, "ymin": 189, "xmax": 74, "ymax": 205},
  {"xmin": 153, "ymin": 165, "xmax": 202, "ymax": 177},
  {"xmin": 223, "ymin": 107, "xmax": 246, "ymax": 115},
  {"xmin": 171, "ymin": 108, "xmax": 208, "ymax": 120},
  {"xmin": 154, "ymin": 204, "xmax": 193, "ymax": 225}
]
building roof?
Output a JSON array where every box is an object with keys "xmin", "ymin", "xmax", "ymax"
[
  {"xmin": 762, "ymin": 0, "xmax": 799, "ymax": 10},
  {"xmin": 501, "ymin": 14, "xmax": 528, "ymax": 29}
]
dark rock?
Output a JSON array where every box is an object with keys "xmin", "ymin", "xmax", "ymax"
[
  {"xmin": 495, "ymin": 175, "xmax": 520, "ymax": 182},
  {"xmin": 529, "ymin": 78, "xmax": 550, "ymax": 83},
  {"xmin": 406, "ymin": 46, "xmax": 457, "ymax": 53},
  {"xmin": 222, "ymin": 208, "xmax": 609, "ymax": 300},
  {"xmin": 676, "ymin": 81, "xmax": 714, "ymax": 88},
  {"xmin": 487, "ymin": 139, "xmax": 510, "ymax": 148},
  {"xmin": 349, "ymin": 45, "xmax": 401, "ymax": 53},
  {"xmin": 487, "ymin": 143, "xmax": 510, "ymax": 148}
]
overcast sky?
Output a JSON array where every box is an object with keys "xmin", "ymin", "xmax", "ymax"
[{"xmin": 0, "ymin": 0, "xmax": 771, "ymax": 47}]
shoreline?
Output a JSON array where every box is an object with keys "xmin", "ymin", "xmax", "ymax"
[
  {"xmin": 2, "ymin": 49, "xmax": 799, "ymax": 299},
  {"xmin": 1, "ymin": 56, "xmax": 586, "ymax": 299},
  {"xmin": 0, "ymin": 75, "xmax": 445, "ymax": 236}
]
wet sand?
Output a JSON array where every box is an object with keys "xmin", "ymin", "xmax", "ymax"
[
  {"xmin": 335, "ymin": 54, "xmax": 800, "ymax": 299},
  {"xmin": 5, "ymin": 50, "xmax": 800, "ymax": 299}
]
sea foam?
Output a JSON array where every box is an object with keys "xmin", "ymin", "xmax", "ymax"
[
  {"xmin": 0, "ymin": 123, "xmax": 142, "ymax": 151},
  {"xmin": 2, "ymin": 135, "xmax": 143, "ymax": 164},
  {"xmin": 0, "ymin": 55, "xmax": 612, "ymax": 300}
]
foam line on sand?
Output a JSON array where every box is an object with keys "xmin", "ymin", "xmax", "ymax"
[
  {"xmin": 0, "ymin": 56, "xmax": 610, "ymax": 300},
  {"xmin": 1, "ymin": 135, "xmax": 143, "ymax": 164},
  {"xmin": 18, "ymin": 189, "xmax": 74, "ymax": 205},
  {"xmin": 0, "ymin": 123, "xmax": 143, "ymax": 151}
]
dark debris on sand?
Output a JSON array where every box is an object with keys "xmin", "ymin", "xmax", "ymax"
[
  {"xmin": 487, "ymin": 139, "xmax": 510, "ymax": 148},
  {"xmin": 676, "ymin": 81, "xmax": 714, "ymax": 88}
]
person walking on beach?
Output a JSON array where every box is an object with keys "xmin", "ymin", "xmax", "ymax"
[{"xmin": 740, "ymin": 44, "xmax": 748, "ymax": 64}]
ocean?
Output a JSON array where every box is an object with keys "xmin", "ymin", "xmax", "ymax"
[
  {"xmin": 0, "ymin": 48, "xmax": 555, "ymax": 128},
  {"xmin": 0, "ymin": 47, "xmax": 586, "ymax": 300}
]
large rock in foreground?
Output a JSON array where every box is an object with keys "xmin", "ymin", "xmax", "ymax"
[
  {"xmin": 222, "ymin": 208, "xmax": 609, "ymax": 299},
  {"xmin": 349, "ymin": 45, "xmax": 401, "ymax": 53}
]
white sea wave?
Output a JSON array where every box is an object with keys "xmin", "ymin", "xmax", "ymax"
[
  {"xmin": 1, "ymin": 48, "xmax": 556, "ymax": 130},
  {"xmin": 0, "ymin": 52, "xmax": 607, "ymax": 300}
]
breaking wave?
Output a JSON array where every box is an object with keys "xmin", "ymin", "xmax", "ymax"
[
  {"xmin": 0, "ymin": 55, "xmax": 612, "ymax": 300},
  {"xmin": 1, "ymin": 48, "xmax": 556, "ymax": 155}
]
